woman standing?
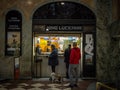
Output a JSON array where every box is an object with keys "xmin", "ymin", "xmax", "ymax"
[{"xmin": 48, "ymin": 44, "xmax": 58, "ymax": 73}]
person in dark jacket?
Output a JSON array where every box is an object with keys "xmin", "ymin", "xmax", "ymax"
[
  {"xmin": 48, "ymin": 44, "xmax": 58, "ymax": 73},
  {"xmin": 35, "ymin": 45, "xmax": 41, "ymax": 61},
  {"xmin": 35, "ymin": 45, "xmax": 41, "ymax": 55},
  {"xmin": 64, "ymin": 44, "xmax": 71, "ymax": 78}
]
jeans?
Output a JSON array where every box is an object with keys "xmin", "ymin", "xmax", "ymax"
[{"xmin": 69, "ymin": 64, "xmax": 79, "ymax": 85}]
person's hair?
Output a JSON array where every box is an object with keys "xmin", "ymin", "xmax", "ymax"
[
  {"xmin": 73, "ymin": 42, "xmax": 77, "ymax": 47},
  {"xmin": 37, "ymin": 45, "xmax": 40, "ymax": 47},
  {"xmin": 68, "ymin": 44, "xmax": 71, "ymax": 47},
  {"xmin": 51, "ymin": 44, "xmax": 55, "ymax": 48}
]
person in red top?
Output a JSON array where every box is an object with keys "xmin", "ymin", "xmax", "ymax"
[{"xmin": 68, "ymin": 42, "xmax": 81, "ymax": 88}]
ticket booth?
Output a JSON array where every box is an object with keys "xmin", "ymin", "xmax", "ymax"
[
  {"xmin": 33, "ymin": 32, "xmax": 82, "ymax": 78},
  {"xmin": 32, "ymin": 1, "xmax": 96, "ymax": 78}
]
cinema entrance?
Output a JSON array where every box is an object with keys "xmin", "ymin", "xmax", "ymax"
[{"xmin": 32, "ymin": 1, "xmax": 96, "ymax": 78}]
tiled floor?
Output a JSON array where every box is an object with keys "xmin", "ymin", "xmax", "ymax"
[{"xmin": 0, "ymin": 78, "xmax": 96, "ymax": 90}]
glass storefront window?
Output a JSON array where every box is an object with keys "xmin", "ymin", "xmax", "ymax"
[{"xmin": 34, "ymin": 35, "xmax": 80, "ymax": 55}]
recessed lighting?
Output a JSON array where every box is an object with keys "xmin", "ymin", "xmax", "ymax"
[
  {"xmin": 27, "ymin": 0, "xmax": 32, "ymax": 5},
  {"xmin": 46, "ymin": 28, "xmax": 49, "ymax": 31},
  {"xmin": 61, "ymin": 2, "xmax": 65, "ymax": 5}
]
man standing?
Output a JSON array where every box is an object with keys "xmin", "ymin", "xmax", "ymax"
[
  {"xmin": 68, "ymin": 42, "xmax": 81, "ymax": 88},
  {"xmin": 64, "ymin": 44, "xmax": 71, "ymax": 79}
]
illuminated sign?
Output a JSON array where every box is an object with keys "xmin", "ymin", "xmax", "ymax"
[
  {"xmin": 33, "ymin": 25, "xmax": 83, "ymax": 31},
  {"xmin": 46, "ymin": 25, "xmax": 82, "ymax": 31}
]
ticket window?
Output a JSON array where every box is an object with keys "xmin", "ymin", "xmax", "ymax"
[{"xmin": 33, "ymin": 35, "xmax": 81, "ymax": 56}]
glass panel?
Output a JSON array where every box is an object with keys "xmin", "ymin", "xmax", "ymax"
[{"xmin": 34, "ymin": 35, "xmax": 81, "ymax": 55}]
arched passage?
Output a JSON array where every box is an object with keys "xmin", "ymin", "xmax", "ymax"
[{"xmin": 32, "ymin": 1, "xmax": 96, "ymax": 78}]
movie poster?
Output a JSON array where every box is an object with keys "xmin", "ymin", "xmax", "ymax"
[{"xmin": 6, "ymin": 32, "xmax": 20, "ymax": 56}]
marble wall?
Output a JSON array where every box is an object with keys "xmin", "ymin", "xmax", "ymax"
[
  {"xmin": 96, "ymin": 0, "xmax": 112, "ymax": 82},
  {"xmin": 96, "ymin": 0, "xmax": 120, "ymax": 83}
]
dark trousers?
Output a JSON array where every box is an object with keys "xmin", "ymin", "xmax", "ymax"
[
  {"xmin": 51, "ymin": 65, "xmax": 55, "ymax": 73},
  {"xmin": 65, "ymin": 63, "xmax": 69, "ymax": 78}
]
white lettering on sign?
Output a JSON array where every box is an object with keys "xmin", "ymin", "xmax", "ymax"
[
  {"xmin": 46, "ymin": 26, "xmax": 82, "ymax": 31},
  {"xmin": 8, "ymin": 25, "xmax": 20, "ymax": 29},
  {"xmin": 46, "ymin": 26, "xmax": 58, "ymax": 30},
  {"xmin": 59, "ymin": 26, "xmax": 82, "ymax": 30}
]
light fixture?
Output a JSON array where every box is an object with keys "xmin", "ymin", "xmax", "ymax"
[
  {"xmin": 60, "ymin": 2, "xmax": 65, "ymax": 5},
  {"xmin": 27, "ymin": 0, "xmax": 32, "ymax": 5}
]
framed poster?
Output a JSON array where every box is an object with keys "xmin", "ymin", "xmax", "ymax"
[
  {"xmin": 6, "ymin": 32, "xmax": 21, "ymax": 56},
  {"xmin": 83, "ymin": 32, "xmax": 96, "ymax": 77},
  {"xmin": 84, "ymin": 34, "xmax": 94, "ymax": 65}
]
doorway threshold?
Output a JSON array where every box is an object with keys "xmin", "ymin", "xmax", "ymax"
[
  {"xmin": 81, "ymin": 77, "xmax": 96, "ymax": 80},
  {"xmin": 32, "ymin": 78, "xmax": 83, "ymax": 81}
]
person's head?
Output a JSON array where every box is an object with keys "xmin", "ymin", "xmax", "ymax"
[
  {"xmin": 37, "ymin": 45, "xmax": 40, "ymax": 47},
  {"xmin": 73, "ymin": 42, "xmax": 77, "ymax": 48},
  {"xmin": 51, "ymin": 44, "xmax": 55, "ymax": 50},
  {"xmin": 68, "ymin": 44, "xmax": 71, "ymax": 48},
  {"xmin": 37, "ymin": 45, "xmax": 40, "ymax": 48}
]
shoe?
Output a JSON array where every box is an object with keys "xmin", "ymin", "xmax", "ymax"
[
  {"xmin": 68, "ymin": 84, "xmax": 74, "ymax": 88},
  {"xmin": 74, "ymin": 84, "xmax": 78, "ymax": 87}
]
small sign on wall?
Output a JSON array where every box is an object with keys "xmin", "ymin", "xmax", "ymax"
[
  {"xmin": 15, "ymin": 57, "xmax": 19, "ymax": 69},
  {"xmin": 14, "ymin": 57, "xmax": 20, "ymax": 79}
]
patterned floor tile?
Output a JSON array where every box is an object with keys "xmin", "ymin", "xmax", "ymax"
[
  {"xmin": 9, "ymin": 87, "xmax": 26, "ymax": 90},
  {"xmin": 47, "ymin": 83, "xmax": 61, "ymax": 87},
  {"xmin": 3, "ymin": 83, "xmax": 11, "ymax": 85},
  {"xmin": 46, "ymin": 88, "xmax": 63, "ymax": 90},
  {"xmin": 27, "ymin": 87, "xmax": 43, "ymax": 90},
  {"xmin": 0, "ymin": 87, "xmax": 7, "ymax": 90},
  {"xmin": 18, "ymin": 83, "xmax": 29, "ymax": 86},
  {"xmin": 31, "ymin": 83, "xmax": 44, "ymax": 87},
  {"xmin": 0, "ymin": 79, "xmax": 96, "ymax": 90}
]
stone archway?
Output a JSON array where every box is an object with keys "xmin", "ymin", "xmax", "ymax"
[{"xmin": 32, "ymin": 1, "xmax": 96, "ymax": 78}]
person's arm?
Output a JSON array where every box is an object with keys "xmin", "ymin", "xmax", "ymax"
[{"xmin": 49, "ymin": 49, "xmax": 58, "ymax": 58}]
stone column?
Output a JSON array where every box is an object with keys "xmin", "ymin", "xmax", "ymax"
[
  {"xmin": 19, "ymin": 18, "xmax": 32, "ymax": 79},
  {"xmin": 96, "ymin": 0, "xmax": 112, "ymax": 82}
]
